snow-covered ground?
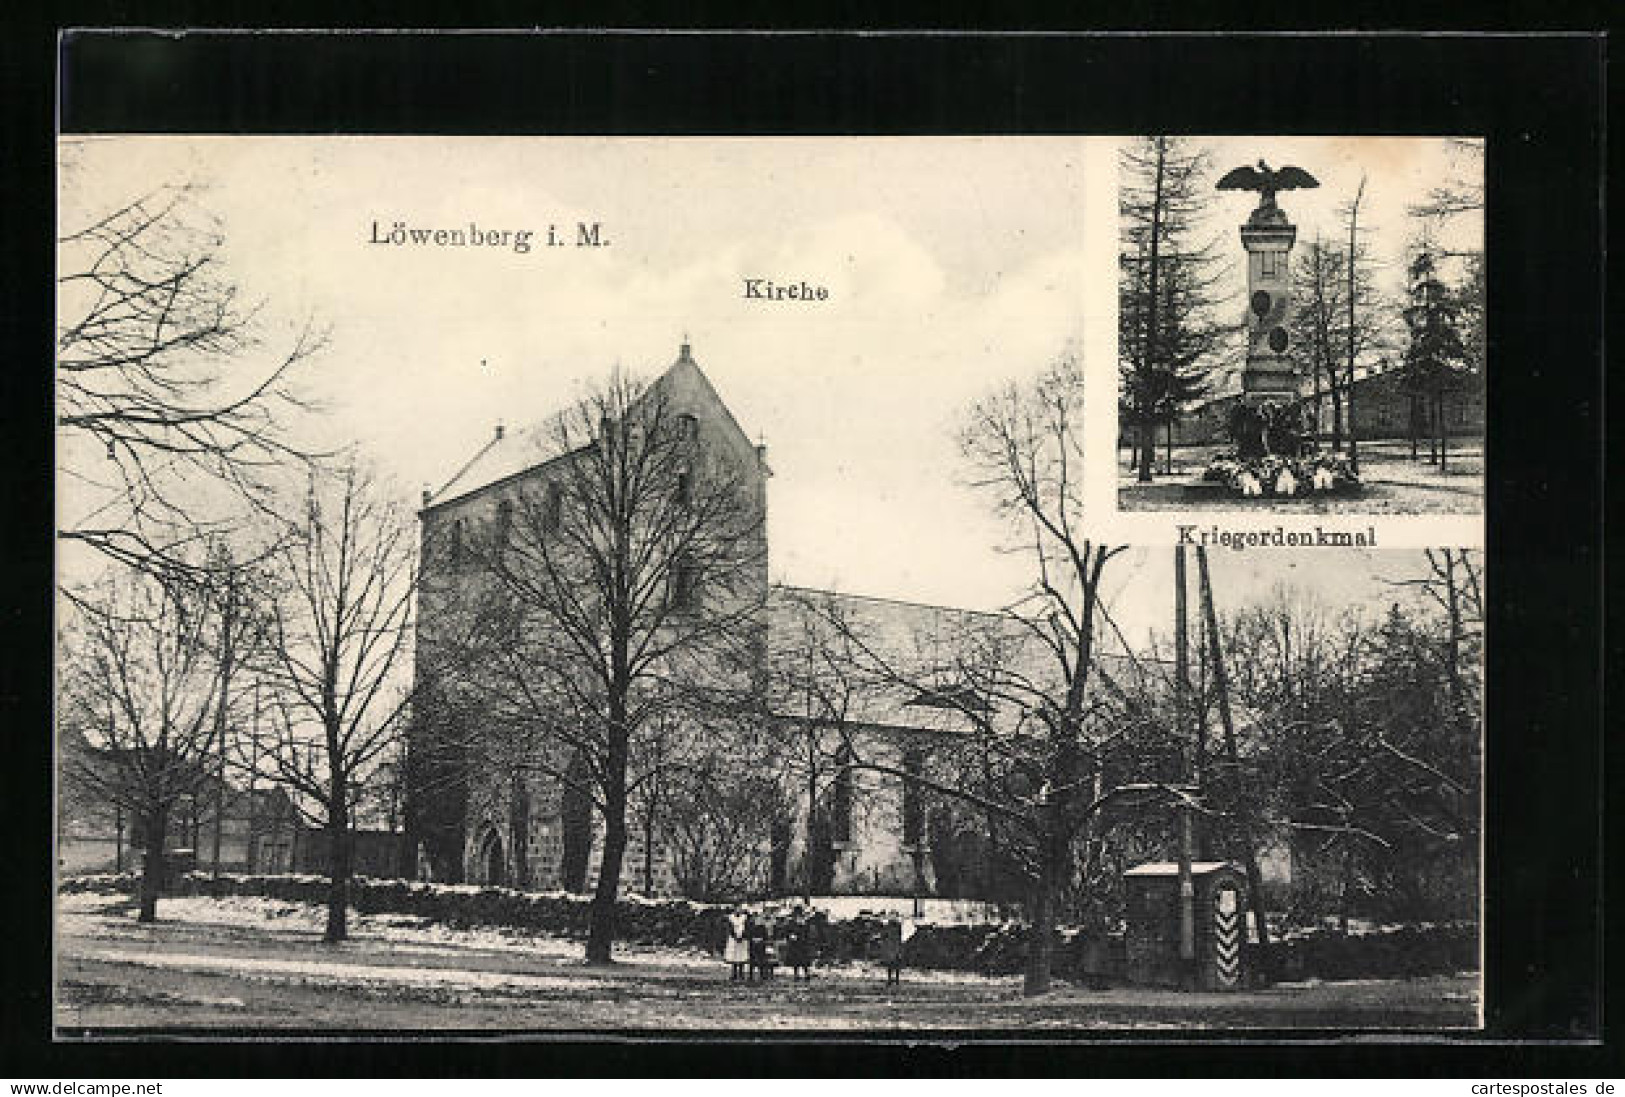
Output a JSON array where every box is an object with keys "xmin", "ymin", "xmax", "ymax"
[
  {"xmin": 56, "ymin": 891, "xmax": 1002, "ymax": 985},
  {"xmin": 748, "ymin": 895, "xmax": 1012, "ymax": 925},
  {"xmin": 55, "ymin": 892, "xmax": 1481, "ymax": 1031}
]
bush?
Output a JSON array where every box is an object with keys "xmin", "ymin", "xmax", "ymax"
[{"xmin": 1268, "ymin": 923, "xmax": 1478, "ymax": 981}]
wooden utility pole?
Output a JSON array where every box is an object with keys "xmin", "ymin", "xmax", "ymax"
[
  {"xmin": 1174, "ymin": 545, "xmax": 1196, "ymax": 988},
  {"xmin": 1196, "ymin": 546, "xmax": 1272, "ymax": 951},
  {"xmin": 246, "ymin": 681, "xmax": 260, "ymax": 874}
]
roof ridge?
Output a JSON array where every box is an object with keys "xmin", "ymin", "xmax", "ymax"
[
  {"xmin": 772, "ymin": 582, "xmax": 1010, "ymax": 620},
  {"xmin": 426, "ymin": 432, "xmax": 503, "ymax": 507},
  {"xmin": 424, "ymin": 341, "xmax": 751, "ymax": 512}
]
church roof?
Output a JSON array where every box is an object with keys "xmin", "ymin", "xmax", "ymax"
[
  {"xmin": 423, "ymin": 342, "xmax": 754, "ymax": 512},
  {"xmin": 765, "ymin": 584, "xmax": 1156, "ymax": 734}
]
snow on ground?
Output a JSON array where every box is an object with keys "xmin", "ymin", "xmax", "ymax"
[
  {"xmin": 57, "ymin": 894, "xmax": 1481, "ymax": 1030},
  {"xmin": 90, "ymin": 948, "xmax": 626, "ymax": 994},
  {"xmin": 58, "ymin": 892, "xmax": 1008, "ymax": 986},
  {"xmin": 62, "ymin": 893, "xmax": 719, "ymax": 969},
  {"xmin": 751, "ymin": 895, "xmax": 1012, "ymax": 925}
]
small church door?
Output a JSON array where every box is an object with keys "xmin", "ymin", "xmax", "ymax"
[
  {"xmin": 476, "ymin": 827, "xmax": 506, "ymax": 887},
  {"xmin": 560, "ymin": 751, "xmax": 593, "ymax": 893}
]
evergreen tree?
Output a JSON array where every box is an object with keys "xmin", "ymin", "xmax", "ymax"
[
  {"xmin": 1120, "ymin": 137, "xmax": 1229, "ymax": 481},
  {"xmin": 1402, "ymin": 245, "xmax": 1471, "ymax": 470}
]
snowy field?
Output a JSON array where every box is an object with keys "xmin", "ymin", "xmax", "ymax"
[
  {"xmin": 1119, "ymin": 440, "xmax": 1484, "ymax": 515},
  {"xmin": 55, "ymin": 892, "xmax": 1480, "ymax": 1033},
  {"xmin": 749, "ymin": 895, "xmax": 1012, "ymax": 924}
]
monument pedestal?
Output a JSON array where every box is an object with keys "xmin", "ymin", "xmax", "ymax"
[{"xmin": 1238, "ymin": 213, "xmax": 1300, "ymax": 403}]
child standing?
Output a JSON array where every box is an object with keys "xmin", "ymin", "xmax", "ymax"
[
  {"xmin": 877, "ymin": 916, "xmax": 904, "ymax": 986},
  {"xmin": 724, "ymin": 906, "xmax": 750, "ymax": 982},
  {"xmin": 783, "ymin": 906, "xmax": 814, "ymax": 981}
]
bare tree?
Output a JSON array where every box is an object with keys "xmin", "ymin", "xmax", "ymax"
[
  {"xmin": 1408, "ymin": 139, "xmax": 1486, "ymax": 225},
  {"xmin": 425, "ymin": 370, "xmax": 769, "ymax": 961},
  {"xmin": 1223, "ymin": 556, "xmax": 1482, "ymax": 928},
  {"xmin": 56, "ymin": 181, "xmax": 324, "ymax": 585},
  {"xmin": 60, "ymin": 574, "xmax": 233, "ymax": 920},
  {"xmin": 767, "ymin": 590, "xmax": 876, "ymax": 904},
  {"xmin": 799, "ymin": 359, "xmax": 1202, "ymax": 996},
  {"xmin": 1292, "ymin": 239, "xmax": 1347, "ymax": 451},
  {"xmin": 1340, "ymin": 177, "xmax": 1370, "ymax": 473},
  {"xmin": 261, "ymin": 460, "xmax": 417, "ymax": 943}
]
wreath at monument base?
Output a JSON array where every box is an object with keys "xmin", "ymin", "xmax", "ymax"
[
  {"xmin": 1199, "ymin": 395, "xmax": 1360, "ymax": 497},
  {"xmin": 1203, "ymin": 452, "xmax": 1359, "ymax": 498}
]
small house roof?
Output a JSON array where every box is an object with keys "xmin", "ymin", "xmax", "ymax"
[{"xmin": 1123, "ymin": 861, "xmax": 1239, "ymax": 877}]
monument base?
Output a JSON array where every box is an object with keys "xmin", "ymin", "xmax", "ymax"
[{"xmin": 1200, "ymin": 451, "xmax": 1361, "ymax": 499}]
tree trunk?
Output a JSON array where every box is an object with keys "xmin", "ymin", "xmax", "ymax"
[
  {"xmin": 1164, "ymin": 421, "xmax": 1174, "ymax": 476},
  {"xmin": 1338, "ymin": 840, "xmax": 1354, "ymax": 936},
  {"xmin": 1137, "ymin": 140, "xmax": 1167, "ymax": 484},
  {"xmin": 586, "ymin": 801, "xmax": 628, "ymax": 963},
  {"xmin": 324, "ymin": 785, "xmax": 351, "ymax": 944},
  {"xmin": 137, "ymin": 809, "xmax": 167, "ymax": 922},
  {"xmin": 642, "ymin": 803, "xmax": 656, "ymax": 896},
  {"xmin": 1439, "ymin": 395, "xmax": 1450, "ymax": 471},
  {"xmin": 1022, "ymin": 846, "xmax": 1057, "ymax": 997},
  {"xmin": 1344, "ymin": 177, "xmax": 1363, "ymax": 475},
  {"xmin": 804, "ymin": 763, "xmax": 817, "ymax": 906}
]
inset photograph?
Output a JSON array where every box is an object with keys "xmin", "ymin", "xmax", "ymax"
[{"xmin": 1117, "ymin": 137, "xmax": 1484, "ymax": 515}]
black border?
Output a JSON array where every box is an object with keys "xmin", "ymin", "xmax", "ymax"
[{"xmin": 5, "ymin": 27, "xmax": 1611, "ymax": 1078}]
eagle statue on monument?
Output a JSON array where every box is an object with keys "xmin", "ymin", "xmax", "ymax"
[{"xmin": 1217, "ymin": 160, "xmax": 1320, "ymax": 220}]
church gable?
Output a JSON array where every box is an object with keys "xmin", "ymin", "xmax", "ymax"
[{"xmin": 422, "ymin": 341, "xmax": 765, "ymax": 518}]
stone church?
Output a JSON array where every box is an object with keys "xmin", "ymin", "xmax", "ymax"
[{"xmin": 402, "ymin": 342, "xmax": 1089, "ymax": 901}]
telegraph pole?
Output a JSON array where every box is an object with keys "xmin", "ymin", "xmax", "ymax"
[
  {"xmin": 1174, "ymin": 545, "xmax": 1196, "ymax": 989},
  {"xmin": 246, "ymin": 680, "xmax": 260, "ymax": 874},
  {"xmin": 1197, "ymin": 546, "xmax": 1272, "ymax": 952}
]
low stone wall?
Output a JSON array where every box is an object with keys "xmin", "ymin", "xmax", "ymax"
[{"xmin": 60, "ymin": 873, "xmax": 1475, "ymax": 984}]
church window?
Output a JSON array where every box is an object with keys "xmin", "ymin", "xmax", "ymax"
[
  {"xmin": 902, "ymin": 744, "xmax": 927, "ymax": 847},
  {"xmin": 670, "ymin": 556, "xmax": 699, "ymax": 611},
  {"xmin": 831, "ymin": 745, "xmax": 854, "ymax": 845},
  {"xmin": 675, "ymin": 469, "xmax": 692, "ymax": 506},
  {"xmin": 495, "ymin": 500, "xmax": 513, "ymax": 549},
  {"xmin": 544, "ymin": 483, "xmax": 563, "ymax": 533},
  {"xmin": 449, "ymin": 519, "xmax": 465, "ymax": 566},
  {"xmin": 677, "ymin": 413, "xmax": 699, "ymax": 442}
]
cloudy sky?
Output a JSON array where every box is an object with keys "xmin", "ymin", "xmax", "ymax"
[{"xmin": 57, "ymin": 136, "xmax": 1470, "ymax": 641}]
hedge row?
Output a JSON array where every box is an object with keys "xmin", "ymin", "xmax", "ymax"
[
  {"xmin": 61, "ymin": 872, "xmax": 1474, "ymax": 983},
  {"xmin": 1269, "ymin": 924, "xmax": 1478, "ymax": 981}
]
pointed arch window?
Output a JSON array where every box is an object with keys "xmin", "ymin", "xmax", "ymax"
[
  {"xmin": 449, "ymin": 518, "xmax": 466, "ymax": 566},
  {"xmin": 831, "ymin": 744, "xmax": 855, "ymax": 845},
  {"xmin": 902, "ymin": 743, "xmax": 927, "ymax": 847},
  {"xmin": 544, "ymin": 483, "xmax": 563, "ymax": 534},
  {"xmin": 670, "ymin": 555, "xmax": 700, "ymax": 611}
]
